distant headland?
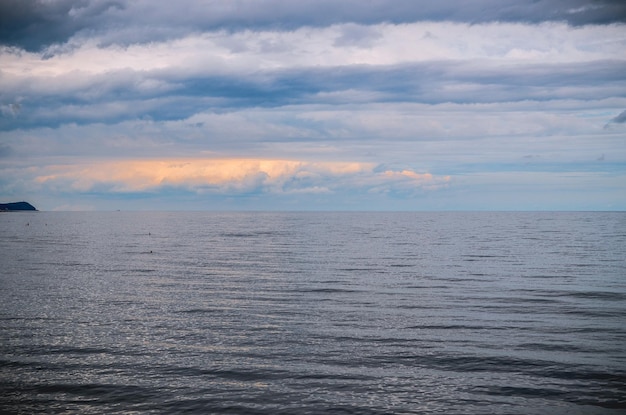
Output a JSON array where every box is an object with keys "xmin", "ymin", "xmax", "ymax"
[{"xmin": 0, "ymin": 202, "xmax": 38, "ymax": 211}]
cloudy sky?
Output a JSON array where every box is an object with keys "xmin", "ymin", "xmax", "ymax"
[{"xmin": 1, "ymin": 0, "xmax": 625, "ymax": 211}]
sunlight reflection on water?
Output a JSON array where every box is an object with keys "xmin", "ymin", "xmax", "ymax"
[{"xmin": 1, "ymin": 211, "xmax": 625, "ymax": 414}]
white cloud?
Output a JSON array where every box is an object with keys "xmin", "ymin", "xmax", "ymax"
[{"xmin": 2, "ymin": 21, "xmax": 623, "ymax": 83}]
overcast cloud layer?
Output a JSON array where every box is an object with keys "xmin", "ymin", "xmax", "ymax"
[{"xmin": 1, "ymin": 0, "xmax": 625, "ymax": 210}]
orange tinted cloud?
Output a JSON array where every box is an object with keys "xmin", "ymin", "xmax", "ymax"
[
  {"xmin": 383, "ymin": 170, "xmax": 433, "ymax": 181},
  {"xmin": 35, "ymin": 158, "xmax": 372, "ymax": 192},
  {"xmin": 34, "ymin": 158, "xmax": 448, "ymax": 194}
]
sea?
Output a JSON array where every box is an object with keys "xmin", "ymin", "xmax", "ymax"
[{"xmin": 1, "ymin": 211, "xmax": 625, "ymax": 414}]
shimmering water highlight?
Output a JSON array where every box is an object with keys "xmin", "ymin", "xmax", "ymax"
[{"xmin": 1, "ymin": 212, "xmax": 625, "ymax": 414}]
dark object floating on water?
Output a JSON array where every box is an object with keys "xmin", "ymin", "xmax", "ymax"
[{"xmin": 0, "ymin": 201, "xmax": 37, "ymax": 211}]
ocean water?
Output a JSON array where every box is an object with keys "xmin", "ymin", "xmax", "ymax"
[{"xmin": 1, "ymin": 211, "xmax": 625, "ymax": 414}]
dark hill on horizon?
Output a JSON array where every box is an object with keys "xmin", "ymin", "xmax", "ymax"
[{"xmin": 0, "ymin": 201, "xmax": 37, "ymax": 211}]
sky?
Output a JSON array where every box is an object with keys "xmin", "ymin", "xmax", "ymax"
[{"xmin": 1, "ymin": 0, "xmax": 625, "ymax": 211}]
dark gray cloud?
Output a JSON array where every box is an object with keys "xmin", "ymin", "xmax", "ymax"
[
  {"xmin": 0, "ymin": 143, "xmax": 14, "ymax": 158},
  {"xmin": 2, "ymin": 59, "xmax": 624, "ymax": 132},
  {"xmin": 604, "ymin": 109, "xmax": 626, "ymax": 128},
  {"xmin": 0, "ymin": 0, "xmax": 123, "ymax": 51},
  {"xmin": 609, "ymin": 109, "xmax": 626, "ymax": 123},
  {"xmin": 2, "ymin": 0, "xmax": 625, "ymax": 51}
]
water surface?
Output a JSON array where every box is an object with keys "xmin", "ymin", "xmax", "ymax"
[{"xmin": 1, "ymin": 212, "xmax": 625, "ymax": 414}]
